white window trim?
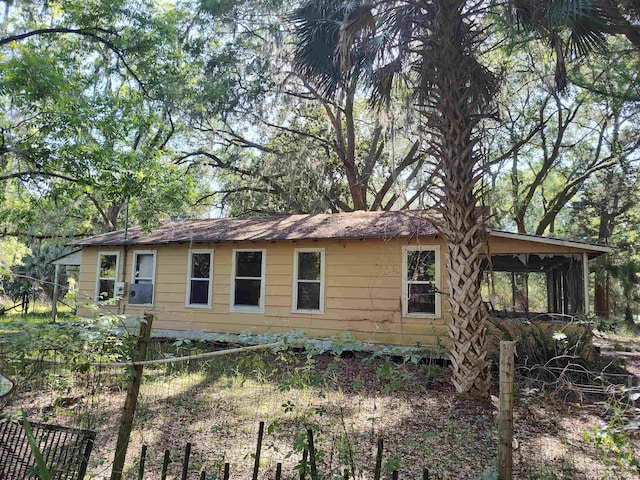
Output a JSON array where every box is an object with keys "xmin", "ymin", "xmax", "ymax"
[
  {"xmin": 95, "ymin": 251, "xmax": 120, "ymax": 303},
  {"xmin": 402, "ymin": 245, "xmax": 441, "ymax": 318},
  {"xmin": 130, "ymin": 249, "xmax": 157, "ymax": 306},
  {"xmin": 230, "ymin": 248, "xmax": 266, "ymax": 314},
  {"xmin": 185, "ymin": 249, "xmax": 214, "ymax": 308},
  {"xmin": 292, "ymin": 248, "xmax": 325, "ymax": 314}
]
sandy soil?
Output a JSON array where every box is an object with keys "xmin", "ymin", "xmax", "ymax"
[{"xmin": 2, "ymin": 338, "xmax": 639, "ymax": 480}]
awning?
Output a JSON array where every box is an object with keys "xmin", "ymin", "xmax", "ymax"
[{"xmin": 50, "ymin": 249, "xmax": 82, "ymax": 266}]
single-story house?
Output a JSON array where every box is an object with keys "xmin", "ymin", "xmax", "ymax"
[{"xmin": 69, "ymin": 210, "xmax": 609, "ymax": 346}]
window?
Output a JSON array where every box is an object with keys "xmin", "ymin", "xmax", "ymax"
[
  {"xmin": 130, "ymin": 250, "xmax": 156, "ymax": 305},
  {"xmin": 186, "ymin": 250, "xmax": 213, "ymax": 307},
  {"xmin": 402, "ymin": 246, "xmax": 441, "ymax": 317},
  {"xmin": 292, "ymin": 249, "xmax": 324, "ymax": 313},
  {"xmin": 96, "ymin": 252, "xmax": 120, "ymax": 302},
  {"xmin": 231, "ymin": 250, "xmax": 266, "ymax": 313}
]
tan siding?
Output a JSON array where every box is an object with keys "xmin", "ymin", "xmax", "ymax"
[
  {"xmin": 77, "ymin": 247, "xmax": 123, "ymax": 314},
  {"xmin": 325, "ymin": 286, "xmax": 400, "ymax": 300},
  {"xmin": 77, "ymin": 238, "xmax": 450, "ymax": 346},
  {"xmin": 265, "ymin": 274, "xmax": 293, "ymax": 287},
  {"xmin": 327, "ymin": 266, "xmax": 401, "ymax": 277}
]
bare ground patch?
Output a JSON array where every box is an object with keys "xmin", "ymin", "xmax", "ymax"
[{"xmin": 2, "ymin": 344, "xmax": 639, "ymax": 479}]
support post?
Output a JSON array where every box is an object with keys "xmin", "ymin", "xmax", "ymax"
[
  {"xmin": 51, "ymin": 263, "xmax": 60, "ymax": 322},
  {"xmin": 498, "ymin": 341, "xmax": 516, "ymax": 480},
  {"xmin": 561, "ymin": 269, "xmax": 568, "ymax": 314},
  {"xmin": 546, "ymin": 271, "xmax": 553, "ymax": 313},
  {"xmin": 110, "ymin": 313, "xmax": 154, "ymax": 480},
  {"xmin": 582, "ymin": 253, "xmax": 590, "ymax": 316}
]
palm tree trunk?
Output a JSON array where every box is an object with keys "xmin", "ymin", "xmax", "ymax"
[
  {"xmin": 445, "ymin": 206, "xmax": 491, "ymax": 397},
  {"xmin": 440, "ymin": 139, "xmax": 491, "ymax": 397},
  {"xmin": 423, "ymin": 0, "xmax": 492, "ymax": 398}
]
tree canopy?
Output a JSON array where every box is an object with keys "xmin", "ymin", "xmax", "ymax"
[{"xmin": 0, "ymin": 0, "xmax": 638, "ymax": 395}]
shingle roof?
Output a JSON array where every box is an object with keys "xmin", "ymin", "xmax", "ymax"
[{"xmin": 70, "ymin": 210, "xmax": 441, "ymax": 246}]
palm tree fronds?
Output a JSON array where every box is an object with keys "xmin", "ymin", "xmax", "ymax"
[
  {"xmin": 292, "ymin": 0, "xmax": 381, "ymax": 99},
  {"xmin": 291, "ymin": 0, "xmax": 347, "ymax": 98},
  {"xmin": 338, "ymin": 4, "xmax": 376, "ymax": 71},
  {"xmin": 508, "ymin": 0, "xmax": 619, "ymax": 90},
  {"xmin": 370, "ymin": 57, "xmax": 403, "ymax": 106}
]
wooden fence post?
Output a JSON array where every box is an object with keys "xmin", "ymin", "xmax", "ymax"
[
  {"xmin": 51, "ymin": 264, "xmax": 60, "ymax": 322},
  {"xmin": 161, "ymin": 449, "xmax": 170, "ymax": 480},
  {"xmin": 182, "ymin": 442, "xmax": 192, "ymax": 480},
  {"xmin": 252, "ymin": 422, "xmax": 264, "ymax": 480},
  {"xmin": 373, "ymin": 438, "xmax": 383, "ymax": 480},
  {"xmin": 110, "ymin": 313, "xmax": 154, "ymax": 480},
  {"xmin": 137, "ymin": 445, "xmax": 147, "ymax": 480},
  {"xmin": 498, "ymin": 341, "xmax": 516, "ymax": 480},
  {"xmin": 307, "ymin": 428, "xmax": 318, "ymax": 480}
]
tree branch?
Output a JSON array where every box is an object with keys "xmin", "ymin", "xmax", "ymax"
[
  {"xmin": 1, "ymin": 27, "xmax": 148, "ymax": 96},
  {"xmin": 0, "ymin": 170, "xmax": 79, "ymax": 183},
  {"xmin": 371, "ymin": 140, "xmax": 421, "ymax": 210}
]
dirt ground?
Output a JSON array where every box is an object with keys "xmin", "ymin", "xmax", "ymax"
[
  {"xmin": 2, "ymin": 335, "xmax": 639, "ymax": 480},
  {"xmin": 594, "ymin": 333, "xmax": 640, "ymax": 378}
]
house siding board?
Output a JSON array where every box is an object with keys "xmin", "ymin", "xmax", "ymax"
[{"xmin": 77, "ymin": 237, "xmax": 450, "ymax": 346}]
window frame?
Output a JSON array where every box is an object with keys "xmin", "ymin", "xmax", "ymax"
[
  {"xmin": 130, "ymin": 249, "xmax": 157, "ymax": 306},
  {"xmin": 401, "ymin": 245, "xmax": 441, "ymax": 318},
  {"xmin": 185, "ymin": 249, "xmax": 214, "ymax": 309},
  {"xmin": 291, "ymin": 248, "xmax": 325, "ymax": 314},
  {"xmin": 95, "ymin": 251, "xmax": 120, "ymax": 303},
  {"xmin": 230, "ymin": 248, "xmax": 266, "ymax": 314}
]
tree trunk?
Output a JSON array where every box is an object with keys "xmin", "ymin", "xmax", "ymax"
[
  {"xmin": 331, "ymin": 101, "xmax": 365, "ymax": 211},
  {"xmin": 343, "ymin": 158, "xmax": 366, "ymax": 210},
  {"xmin": 444, "ymin": 207, "xmax": 491, "ymax": 398},
  {"xmin": 344, "ymin": 81, "xmax": 366, "ymax": 211},
  {"xmin": 624, "ymin": 304, "xmax": 634, "ymax": 325},
  {"xmin": 423, "ymin": 0, "xmax": 492, "ymax": 399},
  {"xmin": 594, "ymin": 267, "xmax": 609, "ymax": 317},
  {"xmin": 593, "ymin": 211, "xmax": 612, "ymax": 317}
]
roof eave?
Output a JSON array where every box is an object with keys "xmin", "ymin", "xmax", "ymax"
[
  {"xmin": 50, "ymin": 248, "xmax": 83, "ymax": 266},
  {"xmin": 490, "ymin": 230, "xmax": 611, "ymax": 254},
  {"xmin": 72, "ymin": 232, "xmax": 440, "ymax": 247}
]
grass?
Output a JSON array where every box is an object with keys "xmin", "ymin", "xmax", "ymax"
[
  {"xmin": 0, "ymin": 301, "xmax": 75, "ymax": 321},
  {"xmin": 1, "ymin": 315, "xmax": 639, "ymax": 479},
  {"xmin": 3, "ymin": 339, "xmax": 485, "ymax": 478}
]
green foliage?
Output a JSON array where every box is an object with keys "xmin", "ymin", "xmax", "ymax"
[
  {"xmin": 583, "ymin": 395, "xmax": 640, "ymax": 474},
  {"xmin": 0, "ymin": 0, "xmax": 212, "ymax": 240},
  {"xmin": 21, "ymin": 413, "xmax": 52, "ymax": 480},
  {"xmin": 374, "ymin": 361, "xmax": 414, "ymax": 393},
  {"xmin": 1, "ymin": 244, "xmax": 69, "ymax": 310},
  {"xmin": 0, "ymin": 239, "xmax": 30, "ymax": 277},
  {"xmin": 0, "ymin": 315, "xmax": 135, "ymax": 363}
]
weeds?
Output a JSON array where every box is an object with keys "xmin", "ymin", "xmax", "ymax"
[
  {"xmin": 374, "ymin": 362, "xmax": 413, "ymax": 393},
  {"xmin": 22, "ymin": 414, "xmax": 52, "ymax": 480},
  {"xmin": 520, "ymin": 457, "xmax": 576, "ymax": 480},
  {"xmin": 2, "ymin": 318, "xmax": 638, "ymax": 479},
  {"xmin": 584, "ymin": 395, "xmax": 640, "ymax": 476}
]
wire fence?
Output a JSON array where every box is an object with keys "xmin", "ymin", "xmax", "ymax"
[
  {"xmin": 1, "ymin": 306, "xmax": 639, "ymax": 479},
  {"xmin": 0, "ymin": 328, "xmax": 460, "ymax": 479}
]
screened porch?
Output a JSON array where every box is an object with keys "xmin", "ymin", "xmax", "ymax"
[{"xmin": 481, "ymin": 253, "xmax": 590, "ymax": 321}]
